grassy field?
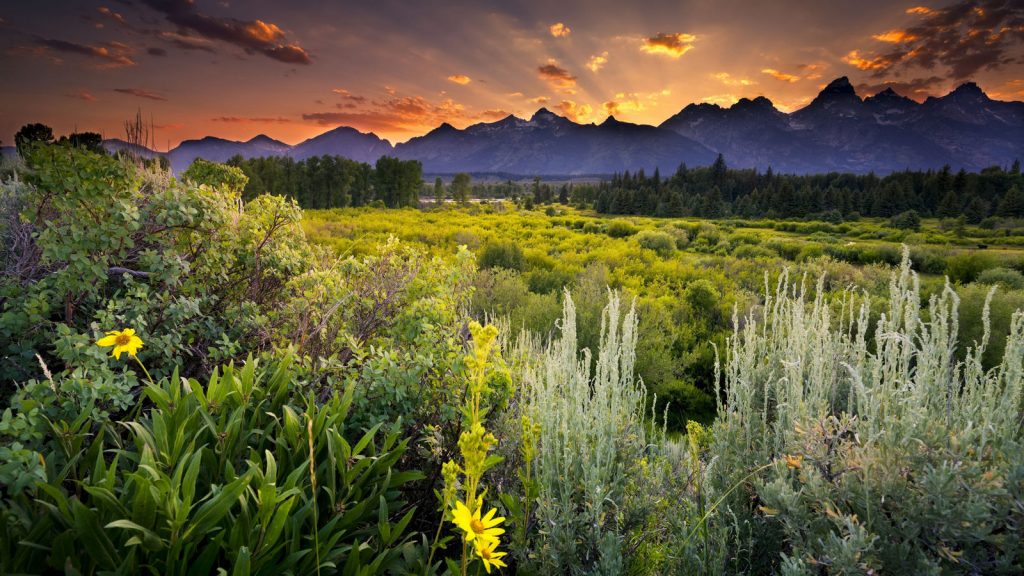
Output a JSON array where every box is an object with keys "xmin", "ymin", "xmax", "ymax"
[{"xmin": 305, "ymin": 203, "xmax": 1024, "ymax": 426}]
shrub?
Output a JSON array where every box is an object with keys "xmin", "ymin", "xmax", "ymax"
[
  {"xmin": 1, "ymin": 145, "xmax": 314, "ymax": 392},
  {"xmin": 636, "ymin": 229, "xmax": 676, "ymax": 257},
  {"xmin": 684, "ymin": 279, "xmax": 720, "ymax": 317},
  {"xmin": 732, "ymin": 244, "xmax": 776, "ymax": 260},
  {"xmin": 888, "ymin": 210, "xmax": 922, "ymax": 230},
  {"xmin": 181, "ymin": 158, "xmax": 248, "ymax": 196},
  {"xmin": 977, "ymin": 266, "xmax": 1024, "ymax": 290},
  {"xmin": 708, "ymin": 249, "xmax": 1024, "ymax": 574},
  {"xmin": 516, "ymin": 291, "xmax": 650, "ymax": 574},
  {"xmin": 606, "ymin": 220, "xmax": 638, "ymax": 238},
  {"xmin": 946, "ymin": 252, "xmax": 996, "ymax": 284},
  {"xmin": 478, "ymin": 240, "xmax": 525, "ymax": 271},
  {"xmin": 526, "ymin": 266, "xmax": 575, "ymax": 294}
]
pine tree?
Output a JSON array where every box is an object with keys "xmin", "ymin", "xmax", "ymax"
[
  {"xmin": 997, "ymin": 185, "xmax": 1024, "ymax": 217},
  {"xmin": 937, "ymin": 190, "xmax": 960, "ymax": 218}
]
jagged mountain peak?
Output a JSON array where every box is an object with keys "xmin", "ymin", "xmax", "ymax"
[
  {"xmin": 820, "ymin": 76, "xmax": 857, "ymax": 97},
  {"xmin": 246, "ymin": 134, "xmax": 285, "ymax": 145},
  {"xmin": 530, "ymin": 107, "xmax": 564, "ymax": 122},
  {"xmin": 731, "ymin": 96, "xmax": 776, "ymax": 112}
]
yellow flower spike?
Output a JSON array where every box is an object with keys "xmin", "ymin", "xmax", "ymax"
[
  {"xmin": 451, "ymin": 500, "xmax": 505, "ymax": 545},
  {"xmin": 96, "ymin": 328, "xmax": 143, "ymax": 360},
  {"xmin": 473, "ymin": 538, "xmax": 508, "ymax": 573}
]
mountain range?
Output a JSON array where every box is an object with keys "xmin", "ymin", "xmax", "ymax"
[{"xmin": 97, "ymin": 77, "xmax": 1024, "ymax": 176}]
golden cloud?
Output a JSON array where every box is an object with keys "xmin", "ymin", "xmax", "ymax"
[
  {"xmin": 873, "ymin": 30, "xmax": 919, "ymax": 43},
  {"xmin": 587, "ymin": 51, "xmax": 609, "ymax": 72},
  {"xmin": 549, "ymin": 22, "xmax": 571, "ymax": 37},
  {"xmin": 702, "ymin": 94, "xmax": 740, "ymax": 107},
  {"xmin": 842, "ymin": 50, "xmax": 892, "ymax": 71},
  {"xmin": 713, "ymin": 72, "xmax": 757, "ymax": 86},
  {"xmin": 760, "ymin": 68, "xmax": 800, "ymax": 82},
  {"xmin": 245, "ymin": 20, "xmax": 286, "ymax": 43},
  {"xmin": 447, "ymin": 74, "xmax": 472, "ymax": 85},
  {"xmin": 556, "ymin": 100, "xmax": 592, "ymax": 122},
  {"xmin": 640, "ymin": 33, "xmax": 696, "ymax": 58},
  {"xmin": 529, "ymin": 96, "xmax": 550, "ymax": 104},
  {"xmin": 906, "ymin": 6, "xmax": 933, "ymax": 15}
]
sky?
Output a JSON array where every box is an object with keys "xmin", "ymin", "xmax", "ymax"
[{"xmin": 1, "ymin": 0, "xmax": 1022, "ymax": 149}]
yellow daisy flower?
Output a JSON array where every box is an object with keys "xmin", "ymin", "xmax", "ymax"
[
  {"xmin": 473, "ymin": 538, "xmax": 508, "ymax": 573},
  {"xmin": 96, "ymin": 328, "xmax": 143, "ymax": 359},
  {"xmin": 785, "ymin": 454, "xmax": 803, "ymax": 470},
  {"xmin": 451, "ymin": 500, "xmax": 505, "ymax": 544}
]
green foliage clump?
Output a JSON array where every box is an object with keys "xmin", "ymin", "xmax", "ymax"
[
  {"xmin": 478, "ymin": 240, "xmax": 525, "ymax": 271},
  {"xmin": 946, "ymin": 252, "xmax": 996, "ymax": 283},
  {"xmin": 888, "ymin": 209, "xmax": 922, "ymax": 230},
  {"xmin": 976, "ymin": 266, "xmax": 1024, "ymax": 289},
  {"xmin": 1, "ymin": 354, "xmax": 423, "ymax": 575},
  {"xmin": 636, "ymin": 229, "xmax": 676, "ymax": 256},
  {"xmin": 606, "ymin": 220, "xmax": 638, "ymax": 238},
  {"xmin": 181, "ymin": 157, "xmax": 249, "ymax": 195},
  {"xmin": 0, "ymin": 146, "xmax": 314, "ymax": 396}
]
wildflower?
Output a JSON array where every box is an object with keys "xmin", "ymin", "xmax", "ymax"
[
  {"xmin": 784, "ymin": 454, "xmax": 803, "ymax": 469},
  {"xmin": 451, "ymin": 500, "xmax": 505, "ymax": 544},
  {"xmin": 473, "ymin": 538, "xmax": 508, "ymax": 573},
  {"xmin": 96, "ymin": 328, "xmax": 143, "ymax": 359}
]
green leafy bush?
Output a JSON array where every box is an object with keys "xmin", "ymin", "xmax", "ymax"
[
  {"xmin": 478, "ymin": 240, "xmax": 525, "ymax": 271},
  {"xmin": 888, "ymin": 209, "xmax": 921, "ymax": 230},
  {"xmin": 181, "ymin": 158, "xmax": 249, "ymax": 195},
  {"xmin": 636, "ymin": 230, "xmax": 676, "ymax": 257},
  {"xmin": 606, "ymin": 220, "xmax": 638, "ymax": 238},
  {"xmin": 946, "ymin": 252, "xmax": 996, "ymax": 283},
  {"xmin": 1, "ymin": 146, "xmax": 315, "ymax": 394},
  {"xmin": 977, "ymin": 266, "xmax": 1024, "ymax": 289}
]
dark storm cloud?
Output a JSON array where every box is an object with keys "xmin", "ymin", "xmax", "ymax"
[
  {"xmin": 854, "ymin": 0, "xmax": 1024, "ymax": 79},
  {"xmin": 33, "ymin": 37, "xmax": 135, "ymax": 67},
  {"xmin": 537, "ymin": 61, "xmax": 577, "ymax": 89},
  {"xmin": 139, "ymin": 0, "xmax": 311, "ymax": 64},
  {"xmin": 114, "ymin": 87, "xmax": 166, "ymax": 101}
]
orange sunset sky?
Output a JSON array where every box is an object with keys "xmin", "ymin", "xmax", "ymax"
[{"xmin": 1, "ymin": 0, "xmax": 1022, "ymax": 149}]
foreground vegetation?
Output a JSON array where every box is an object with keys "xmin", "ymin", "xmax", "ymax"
[{"xmin": 1, "ymin": 143, "xmax": 1023, "ymax": 574}]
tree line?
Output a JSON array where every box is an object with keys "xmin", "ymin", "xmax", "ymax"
[
  {"xmin": 227, "ymin": 154, "xmax": 422, "ymax": 208},
  {"xmin": 578, "ymin": 155, "xmax": 1024, "ymax": 222}
]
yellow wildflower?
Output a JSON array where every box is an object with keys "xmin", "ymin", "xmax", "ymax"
[
  {"xmin": 473, "ymin": 538, "xmax": 508, "ymax": 573},
  {"xmin": 785, "ymin": 454, "xmax": 803, "ymax": 469},
  {"xmin": 451, "ymin": 500, "xmax": 505, "ymax": 544},
  {"xmin": 96, "ymin": 328, "xmax": 143, "ymax": 359}
]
